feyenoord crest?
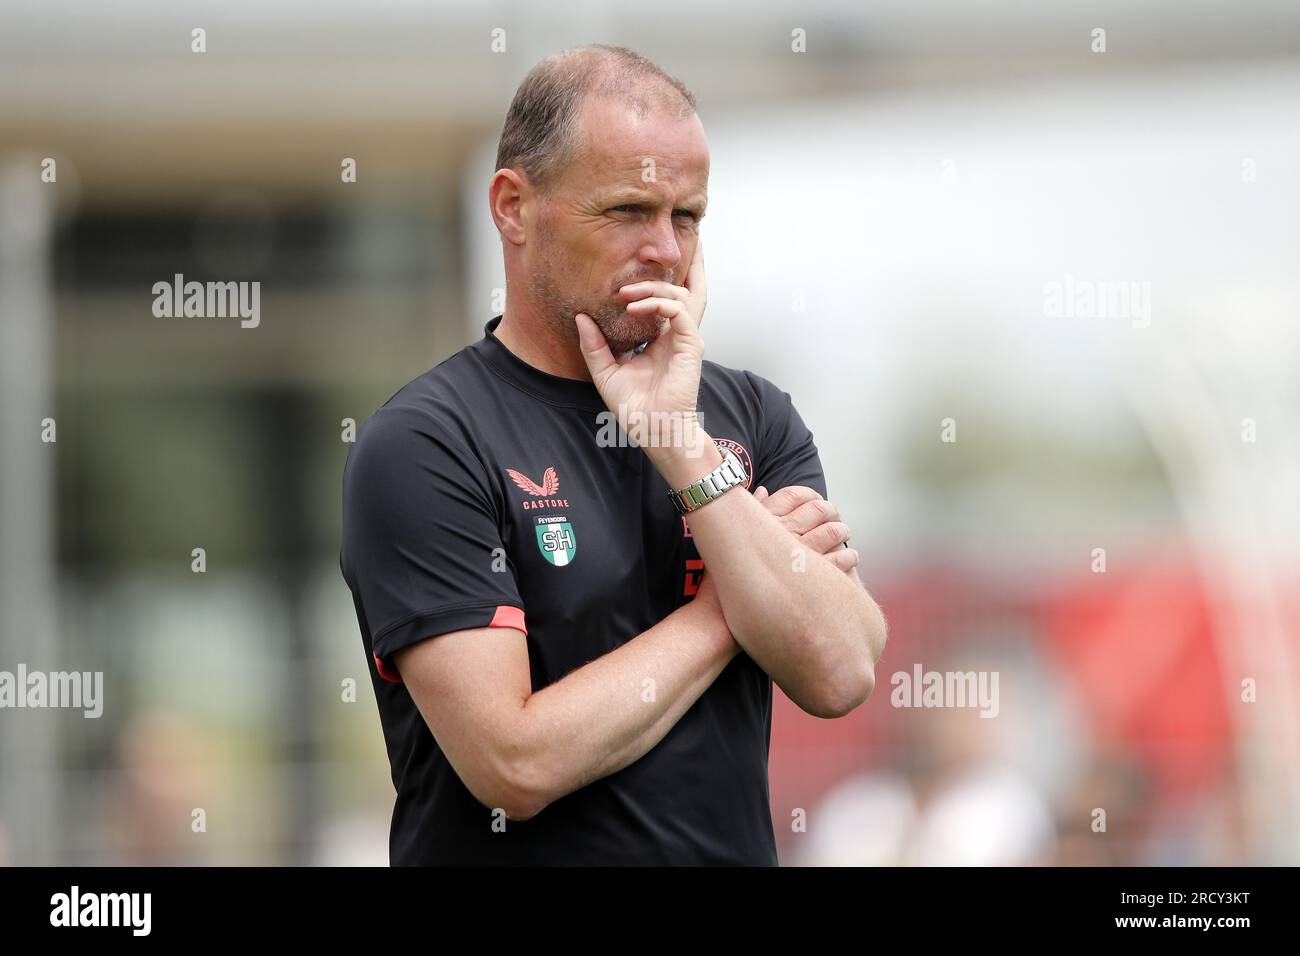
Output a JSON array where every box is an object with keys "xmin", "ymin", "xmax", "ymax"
[
  {"xmin": 535, "ymin": 515, "xmax": 576, "ymax": 566},
  {"xmin": 713, "ymin": 438, "xmax": 753, "ymax": 489}
]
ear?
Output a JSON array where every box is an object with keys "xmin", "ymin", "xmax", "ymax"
[{"xmin": 489, "ymin": 168, "xmax": 529, "ymax": 245}]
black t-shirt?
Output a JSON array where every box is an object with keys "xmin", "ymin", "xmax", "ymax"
[{"xmin": 339, "ymin": 315, "xmax": 827, "ymax": 865}]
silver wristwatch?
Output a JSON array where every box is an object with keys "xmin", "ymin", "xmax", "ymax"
[{"xmin": 668, "ymin": 444, "xmax": 749, "ymax": 516}]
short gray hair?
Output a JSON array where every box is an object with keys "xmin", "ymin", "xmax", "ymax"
[{"xmin": 495, "ymin": 45, "xmax": 697, "ymax": 195}]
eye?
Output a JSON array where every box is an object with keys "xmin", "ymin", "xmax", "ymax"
[{"xmin": 609, "ymin": 204, "xmax": 699, "ymax": 223}]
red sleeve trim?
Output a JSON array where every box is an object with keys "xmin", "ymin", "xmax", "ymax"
[
  {"xmin": 373, "ymin": 605, "xmax": 527, "ymax": 685},
  {"xmin": 489, "ymin": 604, "xmax": 528, "ymax": 634},
  {"xmin": 374, "ymin": 652, "xmax": 404, "ymax": 684}
]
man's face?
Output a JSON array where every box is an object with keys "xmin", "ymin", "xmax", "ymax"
[{"xmin": 526, "ymin": 94, "xmax": 709, "ymax": 356}]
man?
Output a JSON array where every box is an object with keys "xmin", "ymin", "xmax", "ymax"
[{"xmin": 339, "ymin": 44, "xmax": 888, "ymax": 866}]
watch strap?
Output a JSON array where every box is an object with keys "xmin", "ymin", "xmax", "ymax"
[{"xmin": 668, "ymin": 445, "xmax": 748, "ymax": 515}]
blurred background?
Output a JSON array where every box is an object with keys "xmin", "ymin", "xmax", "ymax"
[{"xmin": 1, "ymin": 0, "xmax": 1297, "ymax": 865}]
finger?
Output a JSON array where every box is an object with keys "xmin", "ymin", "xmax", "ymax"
[
  {"xmin": 574, "ymin": 312, "xmax": 618, "ymax": 387},
  {"xmin": 624, "ymin": 296, "xmax": 699, "ymax": 340},
  {"xmin": 619, "ymin": 281, "xmax": 688, "ymax": 304},
  {"xmin": 685, "ymin": 237, "xmax": 706, "ymax": 298},
  {"xmin": 753, "ymin": 485, "xmax": 769, "ymax": 501},
  {"xmin": 802, "ymin": 520, "xmax": 852, "ymax": 554},
  {"xmin": 686, "ymin": 239, "xmax": 706, "ymax": 326},
  {"xmin": 623, "ymin": 295, "xmax": 685, "ymax": 318},
  {"xmin": 826, "ymin": 547, "xmax": 860, "ymax": 574},
  {"xmin": 764, "ymin": 485, "xmax": 823, "ymax": 518},
  {"xmin": 780, "ymin": 496, "xmax": 840, "ymax": 535}
]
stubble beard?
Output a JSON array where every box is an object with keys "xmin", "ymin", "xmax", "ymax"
[{"xmin": 529, "ymin": 240, "xmax": 675, "ymax": 358}]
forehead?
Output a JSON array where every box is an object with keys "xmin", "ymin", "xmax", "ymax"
[{"xmin": 569, "ymin": 94, "xmax": 709, "ymax": 192}]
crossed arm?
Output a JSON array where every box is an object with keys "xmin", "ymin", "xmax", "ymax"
[
  {"xmin": 653, "ymin": 440, "xmax": 888, "ymax": 719},
  {"xmin": 394, "ymin": 591, "xmax": 737, "ymax": 821},
  {"xmin": 393, "ymin": 476, "xmax": 887, "ymax": 821}
]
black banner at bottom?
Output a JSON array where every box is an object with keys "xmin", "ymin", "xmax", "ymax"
[{"xmin": 0, "ymin": 866, "xmax": 1280, "ymax": 942}]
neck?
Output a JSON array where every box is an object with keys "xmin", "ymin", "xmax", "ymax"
[{"xmin": 494, "ymin": 296, "xmax": 594, "ymax": 383}]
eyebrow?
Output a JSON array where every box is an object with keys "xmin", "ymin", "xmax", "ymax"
[{"xmin": 600, "ymin": 189, "xmax": 707, "ymax": 215}]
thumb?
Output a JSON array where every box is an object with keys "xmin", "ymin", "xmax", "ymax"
[
  {"xmin": 754, "ymin": 485, "xmax": 769, "ymax": 501},
  {"xmin": 574, "ymin": 313, "xmax": 617, "ymax": 387}
]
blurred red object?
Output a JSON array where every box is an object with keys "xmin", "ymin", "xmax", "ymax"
[{"xmin": 769, "ymin": 547, "xmax": 1235, "ymax": 827}]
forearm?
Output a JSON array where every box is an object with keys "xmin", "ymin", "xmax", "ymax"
[
  {"xmin": 650, "ymin": 433, "xmax": 887, "ymax": 717},
  {"xmin": 513, "ymin": 596, "xmax": 738, "ymax": 816}
]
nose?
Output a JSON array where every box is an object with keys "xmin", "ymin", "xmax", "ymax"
[{"xmin": 637, "ymin": 211, "xmax": 682, "ymax": 275}]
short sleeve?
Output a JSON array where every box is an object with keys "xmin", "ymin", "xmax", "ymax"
[
  {"xmin": 746, "ymin": 372, "xmax": 828, "ymax": 499},
  {"xmin": 340, "ymin": 404, "xmax": 526, "ymax": 684}
]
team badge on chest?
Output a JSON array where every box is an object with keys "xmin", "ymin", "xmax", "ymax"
[{"xmin": 534, "ymin": 515, "xmax": 577, "ymax": 566}]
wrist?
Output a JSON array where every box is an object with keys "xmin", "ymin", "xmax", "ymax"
[
  {"xmin": 682, "ymin": 586, "xmax": 737, "ymax": 653},
  {"xmin": 647, "ymin": 425, "xmax": 722, "ymax": 489}
]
